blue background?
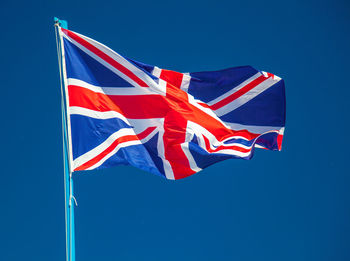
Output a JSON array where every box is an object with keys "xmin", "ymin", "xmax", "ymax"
[{"xmin": 1, "ymin": 0, "xmax": 349, "ymax": 260}]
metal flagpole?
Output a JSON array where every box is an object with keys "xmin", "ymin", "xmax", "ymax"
[{"xmin": 54, "ymin": 18, "xmax": 76, "ymax": 261}]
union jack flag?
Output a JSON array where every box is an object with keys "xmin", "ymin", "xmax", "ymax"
[{"xmin": 58, "ymin": 27, "xmax": 286, "ymax": 180}]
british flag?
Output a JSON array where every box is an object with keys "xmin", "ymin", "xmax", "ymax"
[{"xmin": 58, "ymin": 27, "xmax": 286, "ymax": 180}]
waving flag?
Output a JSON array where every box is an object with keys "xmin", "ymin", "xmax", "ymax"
[{"xmin": 59, "ymin": 27, "xmax": 286, "ymax": 180}]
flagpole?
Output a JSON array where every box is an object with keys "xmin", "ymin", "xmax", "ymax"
[{"xmin": 54, "ymin": 18, "xmax": 76, "ymax": 261}]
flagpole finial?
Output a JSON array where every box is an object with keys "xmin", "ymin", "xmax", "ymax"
[{"xmin": 54, "ymin": 17, "xmax": 68, "ymax": 29}]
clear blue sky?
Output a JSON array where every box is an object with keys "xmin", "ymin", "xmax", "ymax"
[{"xmin": 1, "ymin": 0, "xmax": 349, "ymax": 260}]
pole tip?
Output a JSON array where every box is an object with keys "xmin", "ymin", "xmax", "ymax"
[{"xmin": 54, "ymin": 17, "xmax": 68, "ymax": 29}]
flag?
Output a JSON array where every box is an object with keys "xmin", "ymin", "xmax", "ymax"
[{"xmin": 59, "ymin": 27, "xmax": 286, "ymax": 180}]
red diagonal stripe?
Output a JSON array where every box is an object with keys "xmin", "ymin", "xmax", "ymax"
[
  {"xmin": 75, "ymin": 135, "xmax": 139, "ymax": 171},
  {"xmin": 137, "ymin": 126, "xmax": 157, "ymax": 140},
  {"xmin": 62, "ymin": 28, "xmax": 149, "ymax": 87},
  {"xmin": 209, "ymin": 75, "xmax": 268, "ymax": 110}
]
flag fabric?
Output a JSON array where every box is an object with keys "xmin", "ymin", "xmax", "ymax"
[{"xmin": 59, "ymin": 27, "xmax": 286, "ymax": 180}]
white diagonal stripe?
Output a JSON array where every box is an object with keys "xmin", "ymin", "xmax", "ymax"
[
  {"xmin": 70, "ymin": 31, "xmax": 163, "ymax": 92},
  {"xmin": 86, "ymin": 140, "xmax": 141, "ymax": 170},
  {"xmin": 139, "ymin": 127, "xmax": 159, "ymax": 143},
  {"xmin": 215, "ymin": 77, "xmax": 281, "ymax": 116},
  {"xmin": 62, "ymin": 34, "xmax": 144, "ymax": 89},
  {"xmin": 73, "ymin": 128, "xmax": 138, "ymax": 169},
  {"xmin": 207, "ymin": 73, "xmax": 261, "ymax": 106}
]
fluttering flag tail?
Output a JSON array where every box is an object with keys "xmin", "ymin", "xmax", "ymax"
[{"xmin": 57, "ymin": 25, "xmax": 286, "ymax": 180}]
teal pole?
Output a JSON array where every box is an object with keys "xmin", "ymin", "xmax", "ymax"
[
  {"xmin": 63, "ymin": 103, "xmax": 76, "ymax": 261},
  {"xmin": 54, "ymin": 17, "xmax": 76, "ymax": 261}
]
